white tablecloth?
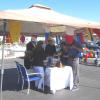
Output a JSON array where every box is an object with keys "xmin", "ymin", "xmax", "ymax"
[{"xmin": 44, "ymin": 66, "xmax": 73, "ymax": 93}]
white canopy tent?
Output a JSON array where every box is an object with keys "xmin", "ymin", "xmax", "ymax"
[
  {"xmin": 0, "ymin": 4, "xmax": 100, "ymax": 37},
  {"xmin": 0, "ymin": 4, "xmax": 100, "ymax": 100},
  {"xmin": 0, "ymin": 4, "xmax": 100, "ymax": 30}
]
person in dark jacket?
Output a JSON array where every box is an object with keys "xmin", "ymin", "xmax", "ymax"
[
  {"xmin": 60, "ymin": 42, "xmax": 70, "ymax": 66},
  {"xmin": 24, "ymin": 35, "xmax": 37, "ymax": 69},
  {"xmin": 26, "ymin": 35, "xmax": 37, "ymax": 51},
  {"xmin": 33, "ymin": 41, "xmax": 46, "ymax": 66},
  {"xmin": 45, "ymin": 37, "xmax": 56, "ymax": 67},
  {"xmin": 45, "ymin": 37, "xmax": 56, "ymax": 57},
  {"xmin": 24, "ymin": 50, "xmax": 33, "ymax": 69},
  {"xmin": 32, "ymin": 41, "xmax": 46, "ymax": 90}
]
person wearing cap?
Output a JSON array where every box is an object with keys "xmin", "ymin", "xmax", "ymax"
[{"xmin": 67, "ymin": 39, "xmax": 82, "ymax": 91}]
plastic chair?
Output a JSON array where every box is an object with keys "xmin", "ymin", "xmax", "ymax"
[
  {"xmin": 19, "ymin": 63, "xmax": 44, "ymax": 94},
  {"xmin": 15, "ymin": 61, "xmax": 22, "ymax": 85}
]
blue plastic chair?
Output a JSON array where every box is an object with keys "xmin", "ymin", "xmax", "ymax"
[
  {"xmin": 19, "ymin": 64, "xmax": 44, "ymax": 94},
  {"xmin": 15, "ymin": 61, "xmax": 22, "ymax": 85}
]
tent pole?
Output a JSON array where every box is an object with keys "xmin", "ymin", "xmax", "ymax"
[{"xmin": 0, "ymin": 19, "xmax": 7, "ymax": 100}]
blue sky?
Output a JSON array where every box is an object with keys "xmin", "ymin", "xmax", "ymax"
[{"xmin": 0, "ymin": 0, "xmax": 100, "ymax": 22}]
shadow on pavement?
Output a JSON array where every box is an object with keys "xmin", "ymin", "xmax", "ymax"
[
  {"xmin": 0, "ymin": 68, "xmax": 35, "ymax": 92},
  {"xmin": 0, "ymin": 68, "xmax": 50, "ymax": 94}
]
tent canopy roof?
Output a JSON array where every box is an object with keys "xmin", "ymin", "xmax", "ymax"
[{"xmin": 0, "ymin": 4, "xmax": 100, "ymax": 29}]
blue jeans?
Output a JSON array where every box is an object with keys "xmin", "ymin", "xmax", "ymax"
[{"xmin": 33, "ymin": 66, "xmax": 44, "ymax": 89}]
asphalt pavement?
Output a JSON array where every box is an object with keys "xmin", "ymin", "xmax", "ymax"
[{"xmin": 0, "ymin": 57, "xmax": 100, "ymax": 100}]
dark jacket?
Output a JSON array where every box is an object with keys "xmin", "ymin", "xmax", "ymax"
[
  {"xmin": 60, "ymin": 49, "xmax": 69, "ymax": 65},
  {"xmin": 24, "ymin": 51, "xmax": 33, "ymax": 69},
  {"xmin": 33, "ymin": 46, "xmax": 46, "ymax": 66},
  {"xmin": 45, "ymin": 44, "xmax": 56, "ymax": 57},
  {"xmin": 26, "ymin": 41, "xmax": 36, "ymax": 51}
]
